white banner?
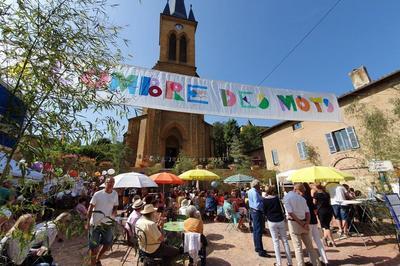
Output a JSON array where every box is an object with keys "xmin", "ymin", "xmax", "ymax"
[{"xmin": 98, "ymin": 66, "xmax": 341, "ymax": 122}]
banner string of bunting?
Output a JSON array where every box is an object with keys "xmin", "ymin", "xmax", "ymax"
[{"xmin": 137, "ymin": 154, "xmax": 233, "ymax": 163}]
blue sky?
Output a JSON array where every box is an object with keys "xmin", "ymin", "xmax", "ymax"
[{"xmin": 100, "ymin": 0, "xmax": 400, "ymax": 137}]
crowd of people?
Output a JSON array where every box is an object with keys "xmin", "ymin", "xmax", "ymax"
[
  {"xmin": 0, "ymin": 168, "xmax": 365, "ymax": 266},
  {"xmin": 248, "ymin": 179, "xmax": 361, "ymax": 266}
]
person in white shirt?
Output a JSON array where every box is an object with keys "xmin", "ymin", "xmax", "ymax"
[
  {"xmin": 283, "ymin": 184, "xmax": 320, "ymax": 266},
  {"xmin": 326, "ymin": 182, "xmax": 349, "ymax": 237},
  {"xmin": 87, "ymin": 177, "xmax": 119, "ymax": 266}
]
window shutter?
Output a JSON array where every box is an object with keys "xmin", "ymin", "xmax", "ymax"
[
  {"xmin": 271, "ymin": 149, "xmax": 279, "ymax": 165},
  {"xmin": 346, "ymin": 127, "xmax": 360, "ymax": 149},
  {"xmin": 297, "ymin": 141, "xmax": 306, "ymax": 160},
  {"xmin": 325, "ymin": 133, "xmax": 337, "ymax": 154}
]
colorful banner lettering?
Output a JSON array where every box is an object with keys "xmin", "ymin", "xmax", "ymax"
[{"xmin": 101, "ymin": 66, "xmax": 341, "ymax": 122}]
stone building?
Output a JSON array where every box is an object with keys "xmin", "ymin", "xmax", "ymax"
[
  {"xmin": 124, "ymin": 0, "xmax": 213, "ymax": 168},
  {"xmin": 261, "ymin": 67, "xmax": 400, "ymax": 185}
]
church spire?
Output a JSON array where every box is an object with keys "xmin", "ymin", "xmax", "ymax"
[
  {"xmin": 163, "ymin": 0, "xmax": 170, "ymax": 15},
  {"xmin": 188, "ymin": 4, "xmax": 196, "ymax": 21},
  {"xmin": 171, "ymin": 0, "xmax": 187, "ymax": 20}
]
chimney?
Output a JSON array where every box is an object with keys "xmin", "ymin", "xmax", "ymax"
[{"xmin": 348, "ymin": 66, "xmax": 371, "ymax": 89}]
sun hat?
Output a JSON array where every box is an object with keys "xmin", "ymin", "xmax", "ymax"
[
  {"xmin": 133, "ymin": 199, "xmax": 145, "ymax": 209},
  {"xmin": 181, "ymin": 199, "xmax": 191, "ymax": 207},
  {"xmin": 141, "ymin": 204, "xmax": 157, "ymax": 214}
]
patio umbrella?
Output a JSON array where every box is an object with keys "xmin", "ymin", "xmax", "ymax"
[
  {"xmin": 150, "ymin": 172, "xmax": 183, "ymax": 193},
  {"xmin": 288, "ymin": 166, "xmax": 355, "ymax": 183},
  {"xmin": 150, "ymin": 172, "xmax": 184, "ymax": 185},
  {"xmin": 179, "ymin": 169, "xmax": 220, "ymax": 181},
  {"xmin": 224, "ymin": 174, "xmax": 254, "ymax": 184},
  {"xmin": 0, "ymin": 152, "xmax": 43, "ymax": 180},
  {"xmin": 101, "ymin": 172, "xmax": 158, "ymax": 188}
]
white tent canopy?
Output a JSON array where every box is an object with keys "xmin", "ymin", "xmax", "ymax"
[
  {"xmin": 0, "ymin": 152, "xmax": 43, "ymax": 180},
  {"xmin": 276, "ymin": 169, "xmax": 296, "ymax": 197}
]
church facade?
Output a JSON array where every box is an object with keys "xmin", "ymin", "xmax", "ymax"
[{"xmin": 123, "ymin": 0, "xmax": 214, "ymax": 168}]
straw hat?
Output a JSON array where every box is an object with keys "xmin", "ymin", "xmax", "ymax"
[
  {"xmin": 132, "ymin": 199, "xmax": 145, "ymax": 209},
  {"xmin": 181, "ymin": 199, "xmax": 191, "ymax": 207},
  {"xmin": 141, "ymin": 204, "xmax": 157, "ymax": 214}
]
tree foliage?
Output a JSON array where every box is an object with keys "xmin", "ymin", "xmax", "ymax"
[
  {"xmin": 239, "ymin": 121, "xmax": 264, "ymax": 153},
  {"xmin": 172, "ymin": 153, "xmax": 196, "ymax": 175},
  {"xmin": 0, "ymin": 0, "xmax": 127, "ymax": 177},
  {"xmin": 223, "ymin": 119, "xmax": 240, "ymax": 157},
  {"xmin": 212, "ymin": 122, "xmax": 226, "ymax": 157},
  {"xmin": 229, "ymin": 135, "xmax": 251, "ymax": 170},
  {"xmin": 346, "ymin": 96, "xmax": 400, "ymax": 165}
]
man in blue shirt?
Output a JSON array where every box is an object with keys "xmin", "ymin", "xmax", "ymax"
[{"xmin": 248, "ymin": 179, "xmax": 271, "ymax": 258}]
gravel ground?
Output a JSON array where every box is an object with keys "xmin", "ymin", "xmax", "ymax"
[{"xmin": 52, "ymin": 221, "xmax": 400, "ymax": 266}]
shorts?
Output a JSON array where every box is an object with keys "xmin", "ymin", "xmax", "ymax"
[
  {"xmin": 89, "ymin": 225, "xmax": 114, "ymax": 249},
  {"xmin": 332, "ymin": 205, "xmax": 349, "ymax": 221}
]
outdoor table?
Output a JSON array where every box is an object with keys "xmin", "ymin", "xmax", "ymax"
[
  {"xmin": 163, "ymin": 221, "xmax": 184, "ymax": 248},
  {"xmin": 163, "ymin": 221, "xmax": 184, "ymax": 232},
  {"xmin": 338, "ymin": 200, "xmax": 370, "ymax": 247}
]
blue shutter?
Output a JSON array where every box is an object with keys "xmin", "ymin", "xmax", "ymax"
[
  {"xmin": 297, "ymin": 141, "xmax": 307, "ymax": 160},
  {"xmin": 346, "ymin": 126, "xmax": 360, "ymax": 149},
  {"xmin": 271, "ymin": 149, "xmax": 279, "ymax": 165},
  {"xmin": 325, "ymin": 133, "xmax": 337, "ymax": 154}
]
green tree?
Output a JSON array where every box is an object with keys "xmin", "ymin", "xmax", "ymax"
[
  {"xmin": 305, "ymin": 142, "xmax": 321, "ymax": 166},
  {"xmin": 0, "ymin": 0, "xmax": 127, "ymax": 178},
  {"xmin": 230, "ymin": 135, "xmax": 251, "ymax": 171},
  {"xmin": 223, "ymin": 119, "xmax": 240, "ymax": 157},
  {"xmin": 212, "ymin": 122, "xmax": 226, "ymax": 157},
  {"xmin": 346, "ymin": 104, "xmax": 400, "ymax": 165},
  {"xmin": 239, "ymin": 121, "xmax": 264, "ymax": 153}
]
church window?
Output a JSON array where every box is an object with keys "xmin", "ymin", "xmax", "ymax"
[
  {"xmin": 179, "ymin": 35, "xmax": 187, "ymax": 63},
  {"xmin": 168, "ymin": 33, "xmax": 177, "ymax": 61}
]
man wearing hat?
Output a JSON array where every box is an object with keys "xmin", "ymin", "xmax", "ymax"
[
  {"xmin": 125, "ymin": 199, "xmax": 144, "ymax": 235},
  {"xmin": 135, "ymin": 204, "xmax": 179, "ymax": 265}
]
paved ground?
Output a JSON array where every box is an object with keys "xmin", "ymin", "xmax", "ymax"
[{"xmin": 52, "ymin": 222, "xmax": 400, "ymax": 266}]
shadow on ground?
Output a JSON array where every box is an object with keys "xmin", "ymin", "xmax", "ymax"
[
  {"xmin": 206, "ymin": 257, "xmax": 232, "ymax": 266},
  {"xmin": 206, "ymin": 233, "xmax": 224, "ymax": 241},
  {"xmin": 329, "ymin": 253, "xmax": 400, "ymax": 266}
]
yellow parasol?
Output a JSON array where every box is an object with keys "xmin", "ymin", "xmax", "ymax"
[
  {"xmin": 288, "ymin": 166, "xmax": 355, "ymax": 183},
  {"xmin": 179, "ymin": 169, "xmax": 220, "ymax": 181}
]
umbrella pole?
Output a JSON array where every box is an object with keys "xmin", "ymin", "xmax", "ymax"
[{"xmin": 196, "ymin": 180, "xmax": 199, "ymax": 190}]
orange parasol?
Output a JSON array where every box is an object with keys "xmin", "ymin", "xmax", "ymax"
[{"xmin": 150, "ymin": 172, "xmax": 184, "ymax": 185}]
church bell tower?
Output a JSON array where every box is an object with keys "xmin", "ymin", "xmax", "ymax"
[
  {"xmin": 153, "ymin": 0, "xmax": 199, "ymax": 77},
  {"xmin": 124, "ymin": 0, "xmax": 213, "ymax": 169}
]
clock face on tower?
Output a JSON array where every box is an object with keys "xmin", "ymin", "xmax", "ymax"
[{"xmin": 175, "ymin": 24, "xmax": 184, "ymax": 31}]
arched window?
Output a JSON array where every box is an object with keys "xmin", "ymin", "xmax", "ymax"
[
  {"xmin": 179, "ymin": 35, "xmax": 187, "ymax": 63},
  {"xmin": 168, "ymin": 33, "xmax": 177, "ymax": 61}
]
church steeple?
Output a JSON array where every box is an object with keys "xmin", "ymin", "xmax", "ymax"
[
  {"xmin": 171, "ymin": 0, "xmax": 187, "ymax": 20},
  {"xmin": 188, "ymin": 4, "xmax": 196, "ymax": 21},
  {"xmin": 154, "ymin": 0, "xmax": 198, "ymax": 77},
  {"xmin": 163, "ymin": 0, "xmax": 170, "ymax": 15}
]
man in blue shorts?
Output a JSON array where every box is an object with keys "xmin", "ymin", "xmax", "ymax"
[
  {"xmin": 326, "ymin": 182, "xmax": 349, "ymax": 238},
  {"xmin": 87, "ymin": 177, "xmax": 119, "ymax": 266}
]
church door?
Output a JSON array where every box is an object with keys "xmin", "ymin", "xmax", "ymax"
[{"xmin": 165, "ymin": 135, "xmax": 180, "ymax": 168}]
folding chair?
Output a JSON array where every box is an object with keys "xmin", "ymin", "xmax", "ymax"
[{"xmin": 224, "ymin": 208, "xmax": 238, "ymax": 231}]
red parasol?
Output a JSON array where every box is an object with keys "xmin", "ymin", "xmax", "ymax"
[{"xmin": 149, "ymin": 172, "xmax": 184, "ymax": 185}]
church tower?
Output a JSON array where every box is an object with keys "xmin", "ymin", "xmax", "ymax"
[
  {"xmin": 124, "ymin": 0, "xmax": 213, "ymax": 169},
  {"xmin": 153, "ymin": 0, "xmax": 199, "ymax": 77}
]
